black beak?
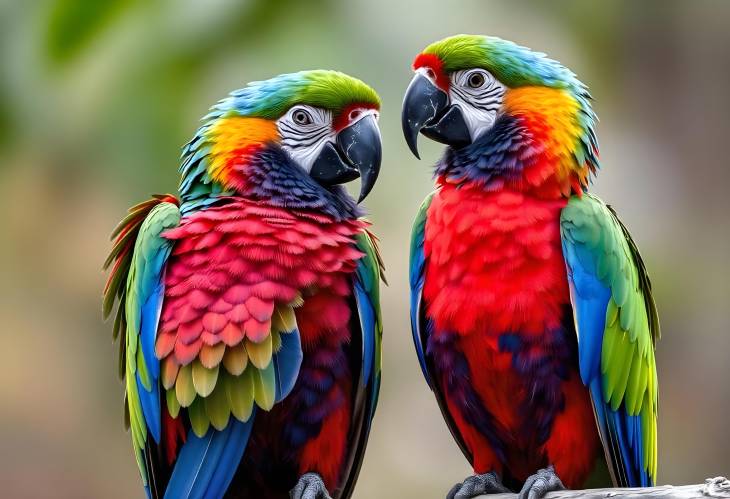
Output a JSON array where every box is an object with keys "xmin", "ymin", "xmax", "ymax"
[
  {"xmin": 401, "ymin": 73, "xmax": 471, "ymax": 158},
  {"xmin": 310, "ymin": 114, "xmax": 382, "ymax": 203}
]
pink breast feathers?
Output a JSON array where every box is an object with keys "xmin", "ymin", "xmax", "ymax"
[{"xmin": 155, "ymin": 199, "xmax": 365, "ymax": 373}]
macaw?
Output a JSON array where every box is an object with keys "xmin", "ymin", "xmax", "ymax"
[
  {"xmin": 403, "ymin": 35, "xmax": 659, "ymax": 499},
  {"xmin": 103, "ymin": 70, "xmax": 385, "ymax": 499}
]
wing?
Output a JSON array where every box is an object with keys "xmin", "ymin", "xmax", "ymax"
[
  {"xmin": 409, "ymin": 191, "xmax": 435, "ymax": 386},
  {"xmin": 157, "ymin": 205, "xmax": 306, "ymax": 499},
  {"xmin": 338, "ymin": 228, "xmax": 385, "ymax": 499},
  {"xmin": 408, "ymin": 191, "xmax": 472, "ymax": 461},
  {"xmin": 103, "ymin": 194, "xmax": 181, "ymax": 496},
  {"xmin": 105, "ymin": 198, "xmax": 305, "ymax": 499},
  {"xmin": 560, "ymin": 194, "xmax": 659, "ymax": 487}
]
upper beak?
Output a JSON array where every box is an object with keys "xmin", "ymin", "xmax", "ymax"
[
  {"xmin": 401, "ymin": 73, "xmax": 471, "ymax": 158},
  {"xmin": 309, "ymin": 113, "xmax": 382, "ymax": 203}
]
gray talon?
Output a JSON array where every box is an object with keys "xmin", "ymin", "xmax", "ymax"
[
  {"xmin": 290, "ymin": 472, "xmax": 332, "ymax": 499},
  {"xmin": 446, "ymin": 471, "xmax": 510, "ymax": 498},
  {"xmin": 518, "ymin": 466, "xmax": 565, "ymax": 499}
]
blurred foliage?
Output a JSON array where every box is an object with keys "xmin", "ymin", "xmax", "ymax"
[
  {"xmin": 45, "ymin": 0, "xmax": 133, "ymax": 64},
  {"xmin": 1, "ymin": 0, "xmax": 729, "ymax": 497}
]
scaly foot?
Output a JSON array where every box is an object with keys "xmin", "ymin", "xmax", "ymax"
[
  {"xmin": 446, "ymin": 471, "xmax": 510, "ymax": 498},
  {"xmin": 518, "ymin": 466, "xmax": 565, "ymax": 499},
  {"xmin": 290, "ymin": 472, "xmax": 332, "ymax": 499}
]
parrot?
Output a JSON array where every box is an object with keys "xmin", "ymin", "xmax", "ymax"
[
  {"xmin": 402, "ymin": 35, "xmax": 659, "ymax": 499},
  {"xmin": 102, "ymin": 70, "xmax": 385, "ymax": 499}
]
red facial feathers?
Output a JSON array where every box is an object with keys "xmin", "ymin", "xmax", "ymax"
[
  {"xmin": 333, "ymin": 103, "xmax": 379, "ymax": 132},
  {"xmin": 413, "ymin": 53, "xmax": 450, "ymax": 92}
]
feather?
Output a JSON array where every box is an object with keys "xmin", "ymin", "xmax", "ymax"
[
  {"xmin": 245, "ymin": 335, "xmax": 273, "ymax": 370},
  {"xmin": 409, "ymin": 192, "xmax": 434, "ymax": 387},
  {"xmin": 199, "ymin": 343, "xmax": 226, "ymax": 369},
  {"xmin": 175, "ymin": 363, "xmax": 196, "ymax": 408},
  {"xmin": 136, "ymin": 373, "xmax": 161, "ymax": 444},
  {"xmin": 354, "ymin": 281, "xmax": 375, "ymax": 381},
  {"xmin": 252, "ymin": 362, "xmax": 276, "ymax": 411},
  {"xmin": 163, "ymin": 417, "xmax": 253, "ymax": 499},
  {"xmin": 192, "ymin": 360, "xmax": 219, "ymax": 397},
  {"xmin": 271, "ymin": 305, "xmax": 296, "ymax": 333},
  {"xmin": 202, "ymin": 416, "xmax": 255, "ymax": 499},
  {"xmin": 204, "ymin": 382, "xmax": 231, "ymax": 431},
  {"xmin": 188, "ymin": 397, "xmax": 210, "ymax": 438},
  {"xmin": 161, "ymin": 357, "xmax": 180, "ymax": 390},
  {"xmin": 561, "ymin": 194, "xmax": 659, "ymax": 487},
  {"xmin": 166, "ymin": 388, "xmax": 181, "ymax": 419},
  {"xmin": 271, "ymin": 330, "xmax": 282, "ymax": 352},
  {"xmin": 272, "ymin": 329, "xmax": 302, "ymax": 402},
  {"xmin": 222, "ymin": 343, "xmax": 248, "ymax": 375},
  {"xmin": 225, "ymin": 370, "xmax": 254, "ymax": 422}
]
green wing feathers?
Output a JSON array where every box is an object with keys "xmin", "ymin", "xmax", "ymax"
[
  {"xmin": 561, "ymin": 194, "xmax": 659, "ymax": 484},
  {"xmin": 103, "ymin": 195, "xmax": 181, "ymax": 483}
]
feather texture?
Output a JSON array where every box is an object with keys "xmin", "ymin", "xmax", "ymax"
[
  {"xmin": 103, "ymin": 196, "xmax": 181, "ymax": 485},
  {"xmin": 561, "ymin": 194, "xmax": 659, "ymax": 486},
  {"xmin": 164, "ymin": 417, "xmax": 254, "ymax": 499},
  {"xmin": 155, "ymin": 199, "xmax": 366, "ymax": 437}
]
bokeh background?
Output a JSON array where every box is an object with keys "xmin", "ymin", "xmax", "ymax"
[{"xmin": 2, "ymin": 0, "xmax": 729, "ymax": 497}]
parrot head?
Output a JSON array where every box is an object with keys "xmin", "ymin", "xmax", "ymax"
[
  {"xmin": 180, "ymin": 70, "xmax": 382, "ymax": 214},
  {"xmin": 402, "ymin": 35, "xmax": 599, "ymax": 195}
]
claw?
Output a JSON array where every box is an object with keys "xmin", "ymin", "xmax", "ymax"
[
  {"xmin": 290, "ymin": 472, "xmax": 332, "ymax": 499},
  {"xmin": 518, "ymin": 466, "xmax": 565, "ymax": 499},
  {"xmin": 446, "ymin": 471, "xmax": 510, "ymax": 499}
]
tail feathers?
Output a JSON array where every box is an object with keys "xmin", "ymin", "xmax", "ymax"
[{"xmin": 164, "ymin": 414, "xmax": 255, "ymax": 499}]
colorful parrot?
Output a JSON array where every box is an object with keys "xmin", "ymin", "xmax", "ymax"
[
  {"xmin": 403, "ymin": 35, "xmax": 659, "ymax": 499},
  {"xmin": 103, "ymin": 70, "xmax": 385, "ymax": 499}
]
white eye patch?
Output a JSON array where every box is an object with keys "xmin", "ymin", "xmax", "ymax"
[
  {"xmin": 277, "ymin": 105, "xmax": 335, "ymax": 172},
  {"xmin": 449, "ymin": 69, "xmax": 506, "ymax": 142}
]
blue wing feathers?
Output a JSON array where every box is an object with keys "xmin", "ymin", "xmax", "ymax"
[
  {"xmin": 354, "ymin": 281, "xmax": 375, "ymax": 383},
  {"xmin": 566, "ymin": 237, "xmax": 644, "ymax": 486},
  {"xmin": 136, "ymin": 242, "xmax": 174, "ymax": 445},
  {"xmin": 352, "ymin": 231, "xmax": 383, "ymax": 430},
  {"xmin": 187, "ymin": 432, "xmax": 227, "ymax": 499},
  {"xmin": 165, "ymin": 416, "xmax": 255, "ymax": 499},
  {"xmin": 135, "ymin": 374, "xmax": 161, "ymax": 444},
  {"xmin": 273, "ymin": 329, "xmax": 303, "ymax": 402},
  {"xmin": 141, "ymin": 284, "xmax": 164, "ymax": 379},
  {"xmin": 563, "ymin": 242, "xmax": 611, "ymax": 385},
  {"xmin": 409, "ymin": 195, "xmax": 432, "ymax": 387},
  {"xmin": 203, "ymin": 417, "xmax": 255, "ymax": 499},
  {"xmin": 410, "ymin": 281, "xmax": 430, "ymax": 386},
  {"xmin": 165, "ymin": 428, "xmax": 213, "ymax": 499}
]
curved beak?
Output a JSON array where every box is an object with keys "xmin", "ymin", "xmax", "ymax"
[
  {"xmin": 310, "ymin": 114, "xmax": 382, "ymax": 203},
  {"xmin": 401, "ymin": 73, "xmax": 471, "ymax": 158}
]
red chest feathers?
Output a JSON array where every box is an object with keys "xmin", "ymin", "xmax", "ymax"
[{"xmin": 423, "ymin": 185, "xmax": 570, "ymax": 339}]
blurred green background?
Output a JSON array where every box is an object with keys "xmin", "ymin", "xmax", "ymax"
[{"xmin": 1, "ymin": 0, "xmax": 729, "ymax": 497}]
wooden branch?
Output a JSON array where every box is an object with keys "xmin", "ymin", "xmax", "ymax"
[{"xmin": 475, "ymin": 477, "xmax": 730, "ymax": 499}]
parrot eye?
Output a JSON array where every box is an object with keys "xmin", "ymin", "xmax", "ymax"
[
  {"xmin": 292, "ymin": 108, "xmax": 313, "ymax": 126},
  {"xmin": 467, "ymin": 72, "xmax": 486, "ymax": 88}
]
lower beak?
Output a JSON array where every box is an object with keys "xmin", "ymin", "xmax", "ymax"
[
  {"xmin": 310, "ymin": 114, "xmax": 382, "ymax": 203},
  {"xmin": 401, "ymin": 73, "xmax": 471, "ymax": 158}
]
